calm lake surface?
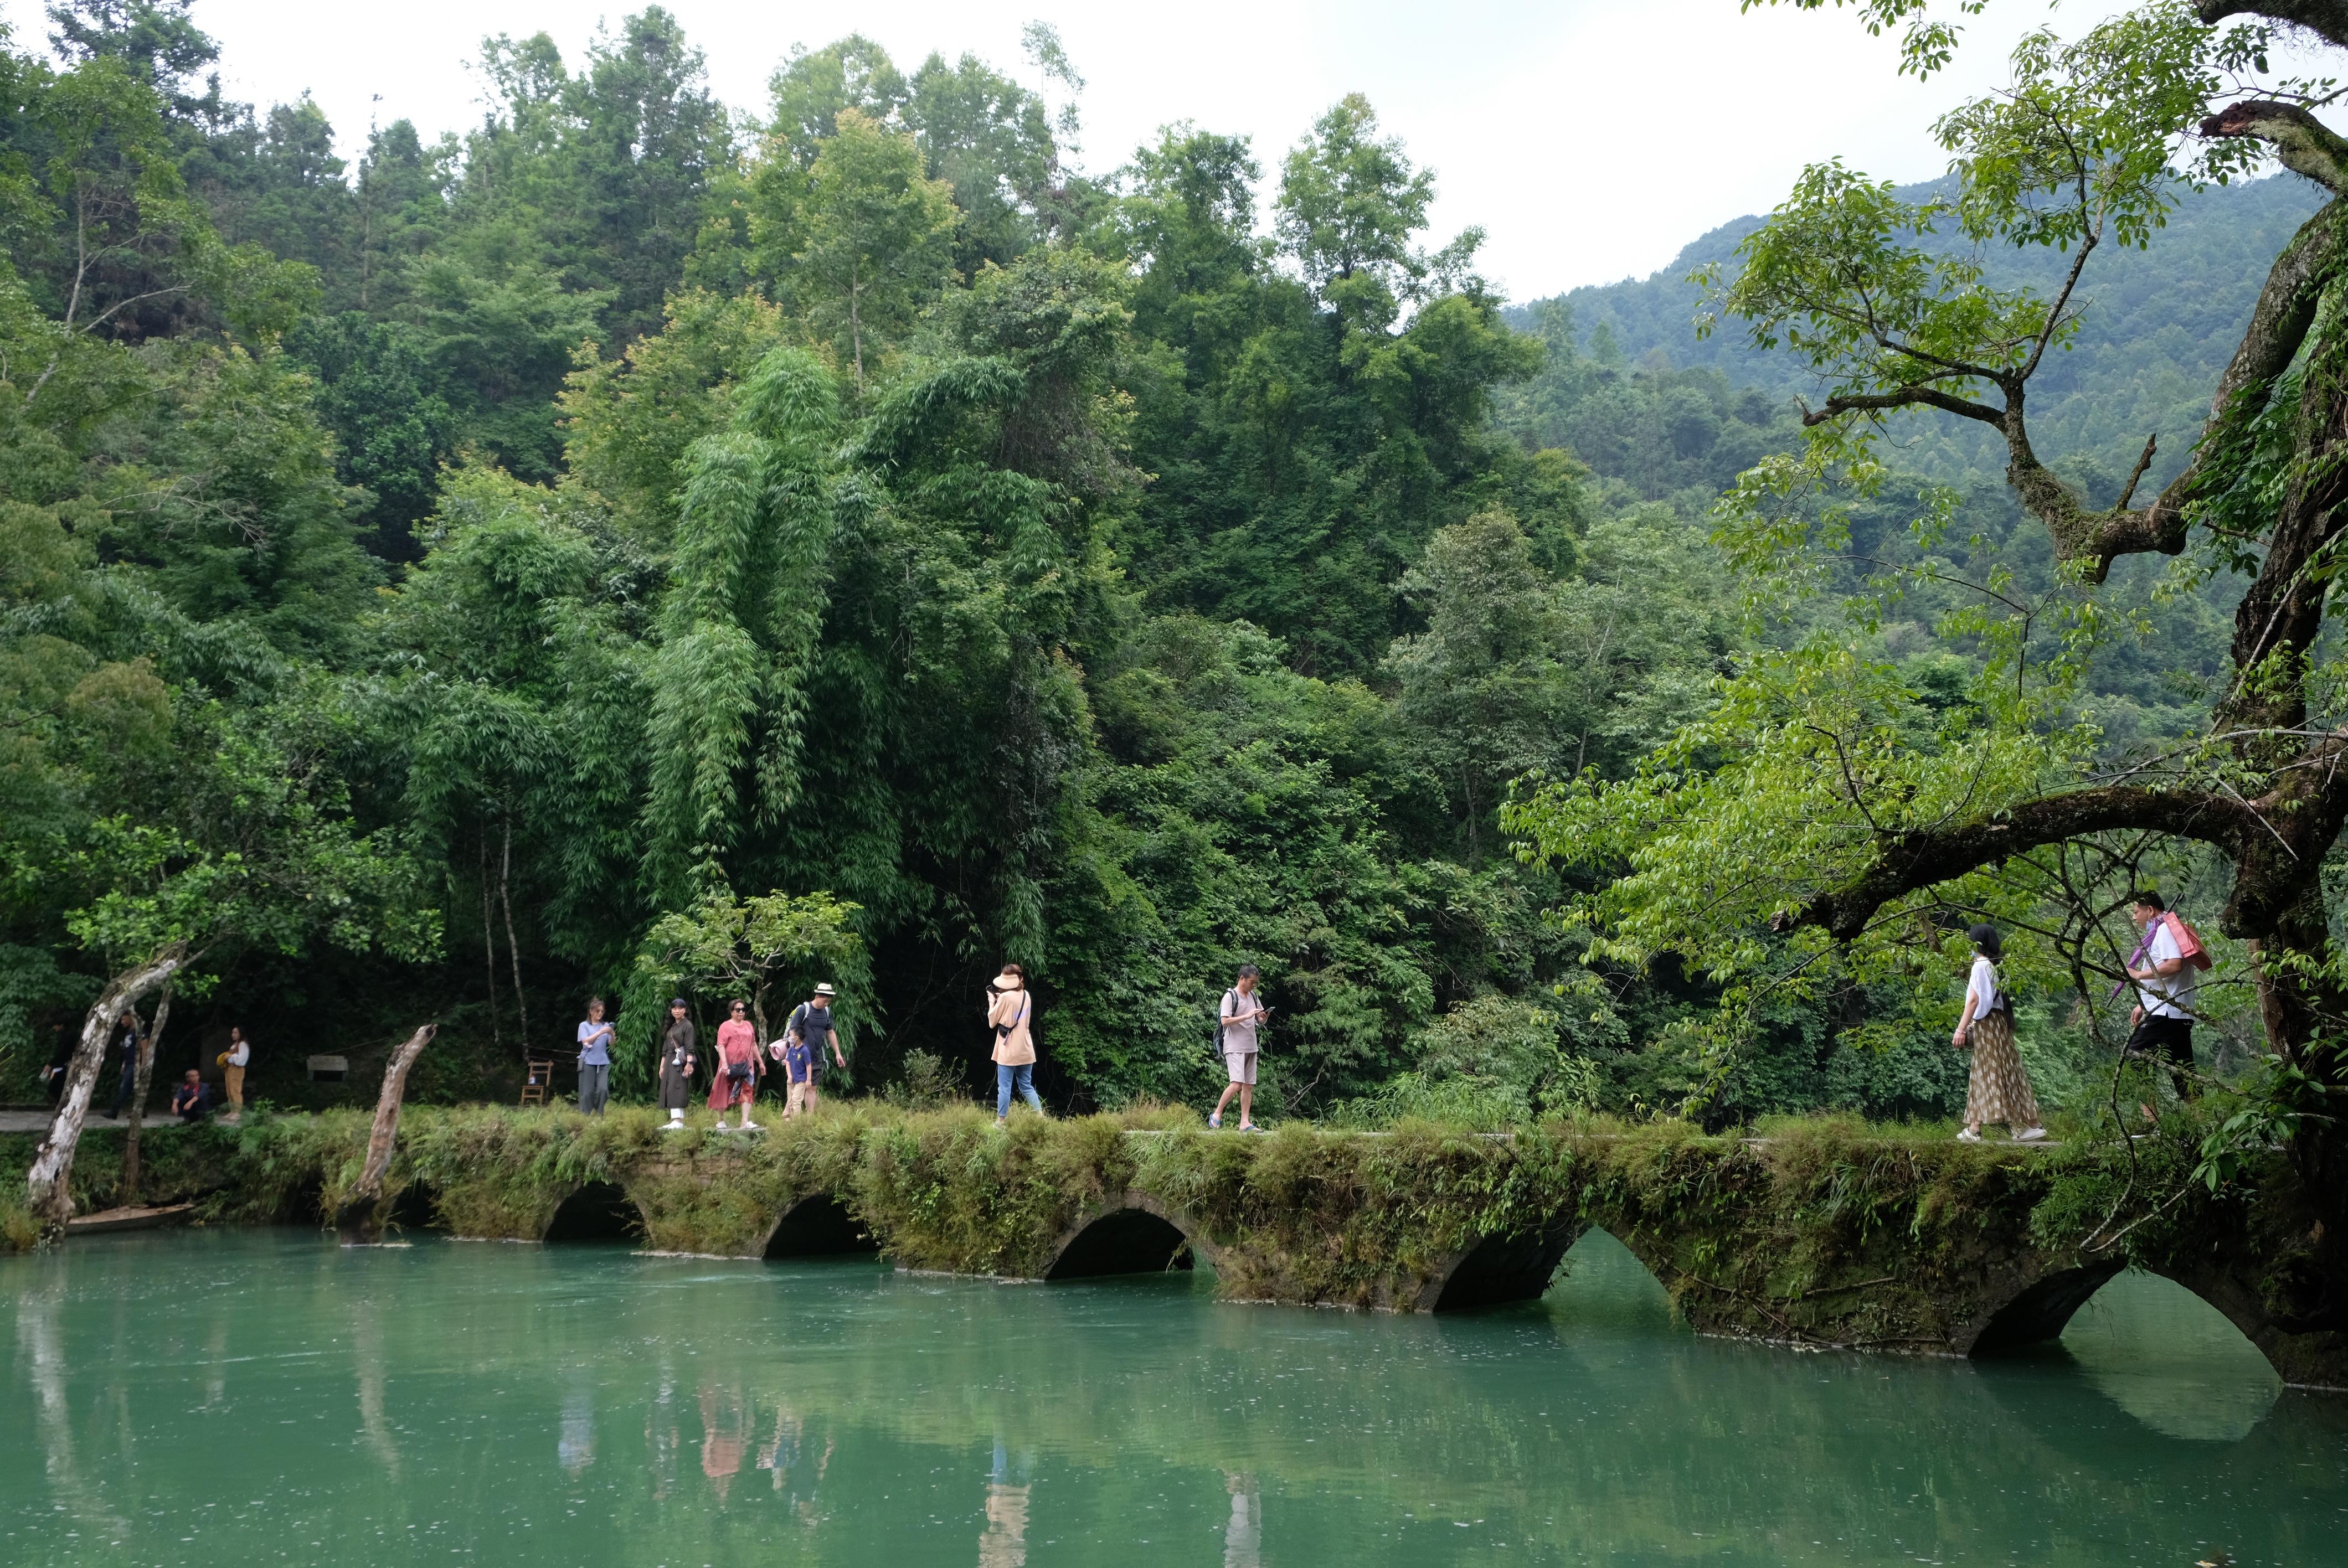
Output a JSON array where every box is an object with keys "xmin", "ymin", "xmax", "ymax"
[{"xmin": 3, "ymin": 1228, "xmax": 2342, "ymax": 1566}]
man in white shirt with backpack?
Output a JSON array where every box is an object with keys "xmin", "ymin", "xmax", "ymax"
[
  {"xmin": 1210, "ymin": 965, "xmax": 1269, "ymax": 1132},
  {"xmin": 2125, "ymin": 889, "xmax": 2202, "ymax": 1100}
]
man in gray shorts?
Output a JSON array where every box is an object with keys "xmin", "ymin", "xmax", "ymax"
[{"xmin": 1211, "ymin": 965, "xmax": 1269, "ymax": 1131}]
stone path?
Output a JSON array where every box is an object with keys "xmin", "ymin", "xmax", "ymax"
[{"xmin": 0, "ymin": 1110, "xmax": 220, "ymax": 1134}]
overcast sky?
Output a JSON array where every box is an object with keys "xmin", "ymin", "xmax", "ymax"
[{"xmin": 2, "ymin": 0, "xmax": 2264, "ymax": 300}]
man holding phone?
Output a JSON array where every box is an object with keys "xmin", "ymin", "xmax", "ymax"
[{"xmin": 1211, "ymin": 965, "xmax": 1270, "ymax": 1131}]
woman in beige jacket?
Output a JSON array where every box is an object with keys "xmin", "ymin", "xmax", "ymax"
[{"xmin": 985, "ymin": 963, "xmax": 1043, "ymax": 1124}]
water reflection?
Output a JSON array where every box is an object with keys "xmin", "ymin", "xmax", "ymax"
[
  {"xmin": 2058, "ymin": 1271, "xmax": 2281, "ymax": 1442},
  {"xmin": 3, "ymin": 1231, "xmax": 2345, "ymax": 1568},
  {"xmin": 755, "ymin": 1403, "xmax": 830, "ymax": 1516},
  {"xmin": 13, "ymin": 1271, "xmax": 125, "ymax": 1540},
  {"xmin": 697, "ymin": 1382, "xmax": 749, "ymax": 1503},
  {"xmin": 352, "ymin": 1297, "xmax": 399, "ymax": 1474},
  {"xmin": 1223, "ymin": 1471, "xmax": 1261, "ymax": 1568},
  {"xmin": 558, "ymin": 1376, "xmax": 594, "ymax": 1476},
  {"xmin": 979, "ymin": 1439, "xmax": 1031, "ymax": 1567},
  {"xmin": 645, "ymin": 1368, "xmax": 681, "ymax": 1500}
]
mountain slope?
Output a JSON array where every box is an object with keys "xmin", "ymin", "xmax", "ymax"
[{"xmin": 1503, "ymin": 173, "xmax": 2324, "ymax": 498}]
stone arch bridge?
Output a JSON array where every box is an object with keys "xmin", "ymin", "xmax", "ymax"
[{"xmin": 372, "ymin": 1120, "xmax": 2346, "ymax": 1389}]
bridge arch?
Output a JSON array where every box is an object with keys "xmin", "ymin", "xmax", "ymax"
[
  {"xmin": 1041, "ymin": 1192, "xmax": 1216, "ymax": 1282},
  {"xmin": 1417, "ymin": 1215, "xmax": 1584, "ymax": 1312},
  {"xmin": 541, "ymin": 1179, "xmax": 647, "ymax": 1244},
  {"xmin": 1964, "ymin": 1254, "xmax": 2308, "ymax": 1386},
  {"xmin": 759, "ymin": 1193, "xmax": 876, "ymax": 1259},
  {"xmin": 1966, "ymin": 1257, "xmax": 2129, "ymax": 1356}
]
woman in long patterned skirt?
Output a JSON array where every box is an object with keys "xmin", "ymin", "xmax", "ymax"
[{"xmin": 1953, "ymin": 922, "xmax": 2046, "ymax": 1143}]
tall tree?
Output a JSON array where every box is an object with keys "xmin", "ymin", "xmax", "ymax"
[{"xmin": 791, "ymin": 109, "xmax": 957, "ymax": 389}]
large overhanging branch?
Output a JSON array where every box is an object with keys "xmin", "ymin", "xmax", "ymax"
[
  {"xmin": 2195, "ymin": 3, "xmax": 2348, "ymax": 58},
  {"xmin": 1801, "ymin": 385, "xmax": 2005, "ymax": 427},
  {"xmin": 2202, "ymin": 100, "xmax": 2348, "ymax": 195},
  {"xmin": 1808, "ymin": 193, "xmax": 2342, "ymax": 581},
  {"xmin": 1775, "ymin": 786, "xmax": 2256, "ymax": 943}
]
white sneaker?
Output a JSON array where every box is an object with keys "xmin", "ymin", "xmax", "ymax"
[
  {"xmin": 1956, "ymin": 1128, "xmax": 1982, "ymax": 1143},
  {"xmin": 2016, "ymin": 1126, "xmax": 2048, "ymax": 1143},
  {"xmin": 739, "ymin": 1120, "xmax": 762, "ymax": 1132},
  {"xmin": 663, "ymin": 1116, "xmax": 686, "ymax": 1131}
]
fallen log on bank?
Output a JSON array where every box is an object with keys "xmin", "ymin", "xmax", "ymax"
[{"xmin": 334, "ymin": 1024, "xmax": 437, "ymax": 1245}]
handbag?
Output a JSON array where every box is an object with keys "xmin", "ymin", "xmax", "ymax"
[{"xmin": 993, "ymin": 992, "xmax": 1028, "ymax": 1042}]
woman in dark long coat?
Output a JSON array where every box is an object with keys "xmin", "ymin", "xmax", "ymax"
[{"xmin": 658, "ymin": 999, "xmax": 697, "ymax": 1130}]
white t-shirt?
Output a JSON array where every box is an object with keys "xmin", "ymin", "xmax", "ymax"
[
  {"xmin": 226, "ymin": 1040, "xmax": 250, "ymax": 1067},
  {"xmin": 1219, "ymin": 989, "xmax": 1263, "ymax": 1054},
  {"xmin": 1968, "ymin": 956, "xmax": 2001, "ymax": 1018},
  {"xmin": 2139, "ymin": 920, "xmax": 2198, "ymax": 1019}
]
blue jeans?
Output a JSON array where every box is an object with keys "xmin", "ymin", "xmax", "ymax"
[{"xmin": 995, "ymin": 1061, "xmax": 1041, "ymax": 1119}]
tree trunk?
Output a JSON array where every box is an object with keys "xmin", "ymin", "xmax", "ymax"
[
  {"xmin": 501, "ymin": 819, "xmax": 528, "ymax": 1055},
  {"xmin": 119, "ymin": 978, "xmax": 174, "ymax": 1206},
  {"xmin": 335, "ymin": 1023, "xmax": 439, "ymax": 1245},
  {"xmin": 481, "ymin": 829, "xmax": 500, "ymax": 1051},
  {"xmin": 849, "ymin": 259, "xmax": 864, "ymax": 390},
  {"xmin": 27, "ymin": 946, "xmax": 186, "ymax": 1241}
]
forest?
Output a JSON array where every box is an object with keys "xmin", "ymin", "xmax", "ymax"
[{"xmin": 0, "ymin": 0, "xmax": 2319, "ymax": 1129}]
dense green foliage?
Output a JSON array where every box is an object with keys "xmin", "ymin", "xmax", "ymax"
[{"xmin": 1, "ymin": 1, "xmax": 2307, "ymax": 1143}]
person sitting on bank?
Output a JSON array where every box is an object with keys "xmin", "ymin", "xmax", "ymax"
[
  {"xmin": 658, "ymin": 999, "xmax": 697, "ymax": 1130},
  {"xmin": 985, "ymin": 964, "xmax": 1043, "ymax": 1125},
  {"xmin": 774, "ymin": 984, "xmax": 847, "ymax": 1118},
  {"xmin": 1951, "ymin": 923, "xmax": 2045, "ymax": 1144},
  {"xmin": 169, "ymin": 1069, "xmax": 212, "ymax": 1125},
  {"xmin": 1211, "ymin": 965, "xmax": 1270, "ymax": 1132},
  {"xmin": 2124, "ymin": 889, "xmax": 2201, "ymax": 1102}
]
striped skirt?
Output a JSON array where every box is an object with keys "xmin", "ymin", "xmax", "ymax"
[{"xmin": 1962, "ymin": 1008, "xmax": 2040, "ymax": 1130}]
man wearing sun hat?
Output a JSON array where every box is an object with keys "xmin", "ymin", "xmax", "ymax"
[{"xmin": 774, "ymin": 984, "xmax": 847, "ymax": 1117}]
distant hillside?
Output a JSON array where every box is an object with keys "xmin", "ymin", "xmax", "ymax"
[{"xmin": 1502, "ymin": 174, "xmax": 2323, "ymax": 501}]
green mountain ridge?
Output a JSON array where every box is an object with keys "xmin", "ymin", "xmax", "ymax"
[{"xmin": 1503, "ymin": 172, "xmax": 2321, "ymax": 502}]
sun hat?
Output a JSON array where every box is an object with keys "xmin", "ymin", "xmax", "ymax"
[{"xmin": 813, "ymin": 983, "xmax": 836, "ymax": 997}]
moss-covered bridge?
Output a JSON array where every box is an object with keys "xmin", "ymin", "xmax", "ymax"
[{"xmin": 20, "ymin": 1103, "xmax": 2346, "ymax": 1389}]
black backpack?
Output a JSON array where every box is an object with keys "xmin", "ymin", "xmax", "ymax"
[{"xmin": 1211, "ymin": 989, "xmax": 1235, "ymax": 1059}]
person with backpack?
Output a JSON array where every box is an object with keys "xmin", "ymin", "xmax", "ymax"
[
  {"xmin": 1210, "ymin": 965, "xmax": 1270, "ymax": 1132},
  {"xmin": 985, "ymin": 964, "xmax": 1043, "ymax": 1125},
  {"xmin": 773, "ymin": 983, "xmax": 847, "ymax": 1117},
  {"xmin": 1951, "ymin": 924, "xmax": 2046, "ymax": 1144},
  {"xmin": 2124, "ymin": 889, "xmax": 2206, "ymax": 1100},
  {"xmin": 707, "ymin": 998, "xmax": 763, "ymax": 1131}
]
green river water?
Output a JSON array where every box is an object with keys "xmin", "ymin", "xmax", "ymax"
[{"xmin": 3, "ymin": 1229, "xmax": 2342, "ymax": 1567}]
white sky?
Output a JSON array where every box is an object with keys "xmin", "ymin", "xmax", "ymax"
[{"xmin": 0, "ymin": 0, "xmax": 2253, "ymax": 300}]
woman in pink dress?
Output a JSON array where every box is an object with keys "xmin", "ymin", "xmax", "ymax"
[{"xmin": 706, "ymin": 999, "xmax": 763, "ymax": 1131}]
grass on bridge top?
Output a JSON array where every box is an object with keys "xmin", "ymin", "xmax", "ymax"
[{"xmin": 4, "ymin": 1096, "xmax": 2189, "ymax": 1270}]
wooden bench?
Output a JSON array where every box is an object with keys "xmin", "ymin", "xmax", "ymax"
[{"xmin": 307, "ymin": 1055, "xmax": 348, "ymax": 1082}]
